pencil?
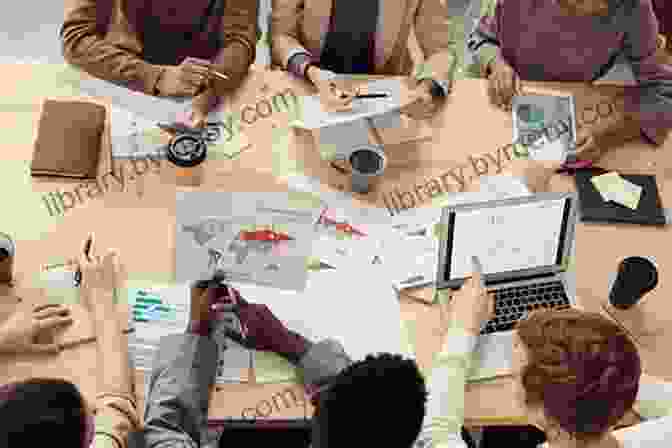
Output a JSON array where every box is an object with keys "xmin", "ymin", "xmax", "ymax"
[
  {"xmin": 208, "ymin": 69, "xmax": 229, "ymax": 81},
  {"xmin": 58, "ymin": 328, "xmax": 135, "ymax": 351}
]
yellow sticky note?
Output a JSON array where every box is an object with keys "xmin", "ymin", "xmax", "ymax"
[
  {"xmin": 614, "ymin": 179, "xmax": 643, "ymax": 210},
  {"xmin": 590, "ymin": 171, "xmax": 623, "ymax": 199}
]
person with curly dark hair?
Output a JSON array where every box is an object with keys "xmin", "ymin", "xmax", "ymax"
[{"xmin": 502, "ymin": 307, "xmax": 672, "ymax": 448}]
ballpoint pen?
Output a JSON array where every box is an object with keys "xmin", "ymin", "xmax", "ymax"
[
  {"xmin": 355, "ymin": 93, "xmax": 389, "ymax": 99},
  {"xmin": 208, "ymin": 69, "xmax": 229, "ymax": 81},
  {"xmin": 73, "ymin": 235, "xmax": 92, "ymax": 287}
]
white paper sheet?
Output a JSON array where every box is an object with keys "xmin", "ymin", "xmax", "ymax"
[
  {"xmin": 610, "ymin": 415, "xmax": 672, "ymax": 448},
  {"xmin": 78, "ymin": 77, "xmax": 192, "ymax": 123},
  {"xmin": 293, "ymin": 78, "xmax": 403, "ymax": 130},
  {"xmin": 235, "ymin": 267, "xmax": 402, "ymax": 362}
]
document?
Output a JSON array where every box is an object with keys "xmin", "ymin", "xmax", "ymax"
[
  {"xmin": 234, "ymin": 267, "xmax": 402, "ymax": 362},
  {"xmin": 377, "ymin": 206, "xmax": 443, "ymax": 291},
  {"xmin": 109, "ymin": 104, "xmax": 167, "ymax": 158},
  {"xmin": 176, "ymin": 192, "xmax": 324, "ymax": 291},
  {"xmin": 78, "ymin": 76, "xmax": 192, "ymax": 123},
  {"xmin": 612, "ymin": 415, "xmax": 672, "ymax": 448},
  {"xmin": 128, "ymin": 283, "xmax": 252, "ymax": 383},
  {"xmin": 293, "ymin": 78, "xmax": 403, "ymax": 130},
  {"xmin": 512, "ymin": 93, "xmax": 577, "ymax": 162}
]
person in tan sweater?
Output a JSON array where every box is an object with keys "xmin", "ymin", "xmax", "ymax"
[{"xmin": 61, "ymin": 0, "xmax": 260, "ymax": 124}]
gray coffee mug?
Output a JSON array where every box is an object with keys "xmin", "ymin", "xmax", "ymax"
[{"xmin": 347, "ymin": 145, "xmax": 387, "ymax": 194}]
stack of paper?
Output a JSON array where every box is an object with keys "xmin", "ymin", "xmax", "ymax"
[
  {"xmin": 590, "ymin": 171, "xmax": 643, "ymax": 210},
  {"xmin": 128, "ymin": 283, "xmax": 252, "ymax": 383}
]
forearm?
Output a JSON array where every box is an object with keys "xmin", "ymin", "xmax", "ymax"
[
  {"xmin": 211, "ymin": 40, "xmax": 254, "ymax": 94},
  {"xmin": 92, "ymin": 297, "xmax": 134, "ymax": 398},
  {"xmin": 417, "ymin": 324, "xmax": 478, "ymax": 447},
  {"xmin": 61, "ymin": 0, "xmax": 164, "ymax": 95}
]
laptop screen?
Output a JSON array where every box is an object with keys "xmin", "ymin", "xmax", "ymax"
[{"xmin": 441, "ymin": 196, "xmax": 573, "ymax": 284}]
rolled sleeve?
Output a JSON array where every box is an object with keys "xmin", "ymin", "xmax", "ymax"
[
  {"xmin": 297, "ymin": 339, "xmax": 352, "ymax": 389},
  {"xmin": 624, "ymin": 0, "xmax": 672, "ymax": 144},
  {"xmin": 93, "ymin": 394, "xmax": 140, "ymax": 448}
]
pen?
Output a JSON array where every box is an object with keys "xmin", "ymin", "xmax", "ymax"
[
  {"xmin": 74, "ymin": 235, "xmax": 93, "ymax": 287},
  {"xmin": 355, "ymin": 94, "xmax": 389, "ymax": 99},
  {"xmin": 208, "ymin": 69, "xmax": 229, "ymax": 81}
]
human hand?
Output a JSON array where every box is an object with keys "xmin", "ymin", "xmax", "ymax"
[
  {"xmin": 0, "ymin": 303, "xmax": 73, "ymax": 355},
  {"xmin": 448, "ymin": 256, "xmax": 495, "ymax": 336},
  {"xmin": 156, "ymin": 59, "xmax": 213, "ymax": 97},
  {"xmin": 223, "ymin": 291, "xmax": 309, "ymax": 362},
  {"xmin": 574, "ymin": 127, "xmax": 612, "ymax": 162},
  {"xmin": 307, "ymin": 67, "xmax": 357, "ymax": 112},
  {"xmin": 189, "ymin": 88, "xmax": 220, "ymax": 129},
  {"xmin": 77, "ymin": 235, "xmax": 122, "ymax": 312},
  {"xmin": 189, "ymin": 281, "xmax": 233, "ymax": 326},
  {"xmin": 487, "ymin": 54, "xmax": 521, "ymax": 111},
  {"xmin": 400, "ymin": 79, "xmax": 442, "ymax": 121}
]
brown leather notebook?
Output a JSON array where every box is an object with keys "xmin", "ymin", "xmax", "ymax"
[{"xmin": 31, "ymin": 99, "xmax": 108, "ymax": 179}]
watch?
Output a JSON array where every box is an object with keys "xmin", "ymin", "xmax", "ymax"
[{"xmin": 429, "ymin": 79, "xmax": 450, "ymax": 98}]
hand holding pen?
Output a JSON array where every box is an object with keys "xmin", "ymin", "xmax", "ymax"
[{"xmin": 76, "ymin": 234, "xmax": 123, "ymax": 313}]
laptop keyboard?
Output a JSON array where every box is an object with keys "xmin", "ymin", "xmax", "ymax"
[{"xmin": 481, "ymin": 280, "xmax": 571, "ymax": 335}]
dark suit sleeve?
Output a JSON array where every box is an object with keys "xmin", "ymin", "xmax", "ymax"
[{"xmin": 141, "ymin": 333, "xmax": 219, "ymax": 448}]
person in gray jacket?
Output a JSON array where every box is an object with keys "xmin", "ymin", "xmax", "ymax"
[{"xmin": 137, "ymin": 269, "xmax": 495, "ymax": 448}]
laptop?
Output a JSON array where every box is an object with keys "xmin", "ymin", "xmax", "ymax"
[{"xmin": 435, "ymin": 193, "xmax": 579, "ymax": 375}]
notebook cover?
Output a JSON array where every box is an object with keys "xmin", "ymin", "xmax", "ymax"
[
  {"xmin": 574, "ymin": 168, "xmax": 666, "ymax": 226},
  {"xmin": 31, "ymin": 98, "xmax": 108, "ymax": 179}
]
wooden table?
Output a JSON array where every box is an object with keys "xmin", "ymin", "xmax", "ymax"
[{"xmin": 0, "ymin": 63, "xmax": 668, "ymax": 427}]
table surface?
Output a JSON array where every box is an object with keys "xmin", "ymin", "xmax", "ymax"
[{"xmin": 0, "ymin": 63, "xmax": 670, "ymax": 427}]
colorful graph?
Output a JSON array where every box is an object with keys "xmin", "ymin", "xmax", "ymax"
[{"xmin": 131, "ymin": 289, "xmax": 182, "ymax": 323}]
